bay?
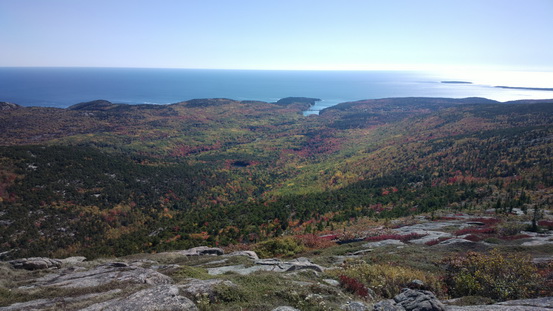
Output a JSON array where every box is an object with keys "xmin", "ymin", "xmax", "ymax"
[{"xmin": 0, "ymin": 67, "xmax": 552, "ymax": 114}]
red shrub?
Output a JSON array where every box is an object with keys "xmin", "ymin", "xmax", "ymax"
[
  {"xmin": 455, "ymin": 227, "xmax": 496, "ymax": 236},
  {"xmin": 464, "ymin": 234, "xmax": 483, "ymax": 242},
  {"xmin": 500, "ymin": 234, "xmax": 532, "ymax": 241},
  {"xmin": 294, "ymin": 234, "xmax": 336, "ymax": 249},
  {"xmin": 339, "ymin": 275, "xmax": 370, "ymax": 298},
  {"xmin": 365, "ymin": 232, "xmax": 427, "ymax": 242},
  {"xmin": 425, "ymin": 237, "xmax": 452, "ymax": 246},
  {"xmin": 538, "ymin": 220, "xmax": 553, "ymax": 229}
]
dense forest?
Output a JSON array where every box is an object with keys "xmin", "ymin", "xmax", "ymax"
[{"xmin": 0, "ymin": 97, "xmax": 552, "ymax": 259}]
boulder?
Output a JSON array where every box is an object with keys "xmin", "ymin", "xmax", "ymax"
[
  {"xmin": 393, "ymin": 288, "xmax": 445, "ymax": 311},
  {"xmin": 81, "ymin": 285, "xmax": 198, "ymax": 311},
  {"xmin": 284, "ymin": 257, "xmax": 325, "ymax": 273},
  {"xmin": 9, "ymin": 257, "xmax": 62, "ymax": 270},
  {"xmin": 373, "ymin": 287, "xmax": 445, "ymax": 311},
  {"xmin": 227, "ymin": 250, "xmax": 259, "ymax": 260},
  {"xmin": 179, "ymin": 246, "xmax": 224, "ymax": 256}
]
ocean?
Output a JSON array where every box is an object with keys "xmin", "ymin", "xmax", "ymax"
[{"xmin": 0, "ymin": 67, "xmax": 552, "ymax": 114}]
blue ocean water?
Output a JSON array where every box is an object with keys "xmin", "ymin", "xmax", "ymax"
[{"xmin": 0, "ymin": 67, "xmax": 552, "ymax": 114}]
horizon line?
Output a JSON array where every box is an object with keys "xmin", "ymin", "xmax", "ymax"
[{"xmin": 2, "ymin": 64, "xmax": 551, "ymax": 73}]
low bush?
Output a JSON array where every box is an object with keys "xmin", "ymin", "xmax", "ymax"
[
  {"xmin": 463, "ymin": 234, "xmax": 482, "ymax": 242},
  {"xmin": 253, "ymin": 236, "xmax": 305, "ymax": 258},
  {"xmin": 496, "ymin": 222, "xmax": 526, "ymax": 237},
  {"xmin": 443, "ymin": 249, "xmax": 542, "ymax": 301},
  {"xmin": 538, "ymin": 220, "xmax": 553, "ymax": 230},
  {"xmin": 333, "ymin": 260, "xmax": 443, "ymax": 298},
  {"xmin": 173, "ymin": 265, "xmax": 210, "ymax": 280},
  {"xmin": 338, "ymin": 275, "xmax": 371, "ymax": 298},
  {"xmin": 294, "ymin": 234, "xmax": 336, "ymax": 249},
  {"xmin": 454, "ymin": 227, "xmax": 495, "ymax": 236},
  {"xmin": 425, "ymin": 237, "xmax": 451, "ymax": 246},
  {"xmin": 500, "ymin": 234, "xmax": 532, "ymax": 241}
]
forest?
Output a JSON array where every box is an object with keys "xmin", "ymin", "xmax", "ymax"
[{"xmin": 0, "ymin": 97, "xmax": 552, "ymax": 259}]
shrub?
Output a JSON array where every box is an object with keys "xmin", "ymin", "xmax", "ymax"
[
  {"xmin": 253, "ymin": 236, "xmax": 305, "ymax": 258},
  {"xmin": 500, "ymin": 234, "xmax": 531, "ymax": 241},
  {"xmin": 334, "ymin": 260, "xmax": 443, "ymax": 298},
  {"xmin": 339, "ymin": 275, "xmax": 371, "ymax": 298},
  {"xmin": 425, "ymin": 237, "xmax": 451, "ymax": 246},
  {"xmin": 443, "ymin": 249, "xmax": 541, "ymax": 301},
  {"xmin": 214, "ymin": 283, "xmax": 248, "ymax": 303},
  {"xmin": 294, "ymin": 234, "xmax": 336, "ymax": 249},
  {"xmin": 496, "ymin": 222, "xmax": 526, "ymax": 237},
  {"xmin": 173, "ymin": 265, "xmax": 210, "ymax": 281},
  {"xmin": 454, "ymin": 227, "xmax": 495, "ymax": 236},
  {"xmin": 463, "ymin": 234, "xmax": 482, "ymax": 242}
]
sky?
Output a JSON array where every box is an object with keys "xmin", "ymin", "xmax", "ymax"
[{"xmin": 1, "ymin": 0, "xmax": 552, "ymax": 71}]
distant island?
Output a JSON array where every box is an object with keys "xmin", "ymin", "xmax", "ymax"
[
  {"xmin": 441, "ymin": 81, "xmax": 472, "ymax": 84},
  {"xmin": 495, "ymin": 85, "xmax": 553, "ymax": 91}
]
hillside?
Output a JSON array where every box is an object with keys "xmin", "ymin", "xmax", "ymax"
[
  {"xmin": 1, "ymin": 97, "xmax": 552, "ymax": 259},
  {"xmin": 1, "ymin": 96, "xmax": 553, "ymax": 310}
]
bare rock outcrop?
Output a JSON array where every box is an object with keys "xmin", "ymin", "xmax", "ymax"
[
  {"xmin": 227, "ymin": 250, "xmax": 259, "ymax": 260},
  {"xmin": 9, "ymin": 257, "xmax": 62, "ymax": 270},
  {"xmin": 0, "ymin": 102, "xmax": 21, "ymax": 111},
  {"xmin": 179, "ymin": 246, "xmax": 224, "ymax": 256},
  {"xmin": 447, "ymin": 296, "xmax": 553, "ymax": 310},
  {"xmin": 81, "ymin": 285, "xmax": 198, "ymax": 311},
  {"xmin": 374, "ymin": 287, "xmax": 445, "ymax": 311},
  {"xmin": 28, "ymin": 262, "xmax": 172, "ymax": 289}
]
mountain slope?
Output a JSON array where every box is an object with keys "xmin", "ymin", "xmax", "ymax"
[{"xmin": 0, "ymin": 97, "xmax": 552, "ymax": 258}]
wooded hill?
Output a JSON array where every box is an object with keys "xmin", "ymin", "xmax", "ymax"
[{"xmin": 0, "ymin": 97, "xmax": 552, "ymax": 259}]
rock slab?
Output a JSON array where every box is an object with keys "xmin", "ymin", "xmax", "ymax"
[
  {"xmin": 81, "ymin": 285, "xmax": 198, "ymax": 311},
  {"xmin": 9, "ymin": 257, "xmax": 62, "ymax": 270},
  {"xmin": 29, "ymin": 263, "xmax": 172, "ymax": 289},
  {"xmin": 179, "ymin": 246, "xmax": 224, "ymax": 256}
]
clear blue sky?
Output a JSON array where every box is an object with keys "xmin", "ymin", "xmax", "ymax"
[{"xmin": 1, "ymin": 0, "xmax": 552, "ymax": 71}]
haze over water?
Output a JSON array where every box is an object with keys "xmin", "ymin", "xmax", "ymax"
[{"xmin": 0, "ymin": 68, "xmax": 552, "ymax": 114}]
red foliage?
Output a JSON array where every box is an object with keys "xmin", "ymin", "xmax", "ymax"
[
  {"xmin": 425, "ymin": 237, "xmax": 451, "ymax": 246},
  {"xmin": 364, "ymin": 232, "xmax": 426, "ymax": 242},
  {"xmin": 294, "ymin": 234, "xmax": 336, "ymax": 249},
  {"xmin": 454, "ymin": 227, "xmax": 496, "ymax": 236},
  {"xmin": 339, "ymin": 275, "xmax": 370, "ymax": 298},
  {"xmin": 500, "ymin": 234, "xmax": 532, "ymax": 241},
  {"xmin": 463, "ymin": 234, "xmax": 483, "ymax": 242},
  {"xmin": 319, "ymin": 234, "xmax": 338, "ymax": 241},
  {"xmin": 538, "ymin": 220, "xmax": 553, "ymax": 229}
]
